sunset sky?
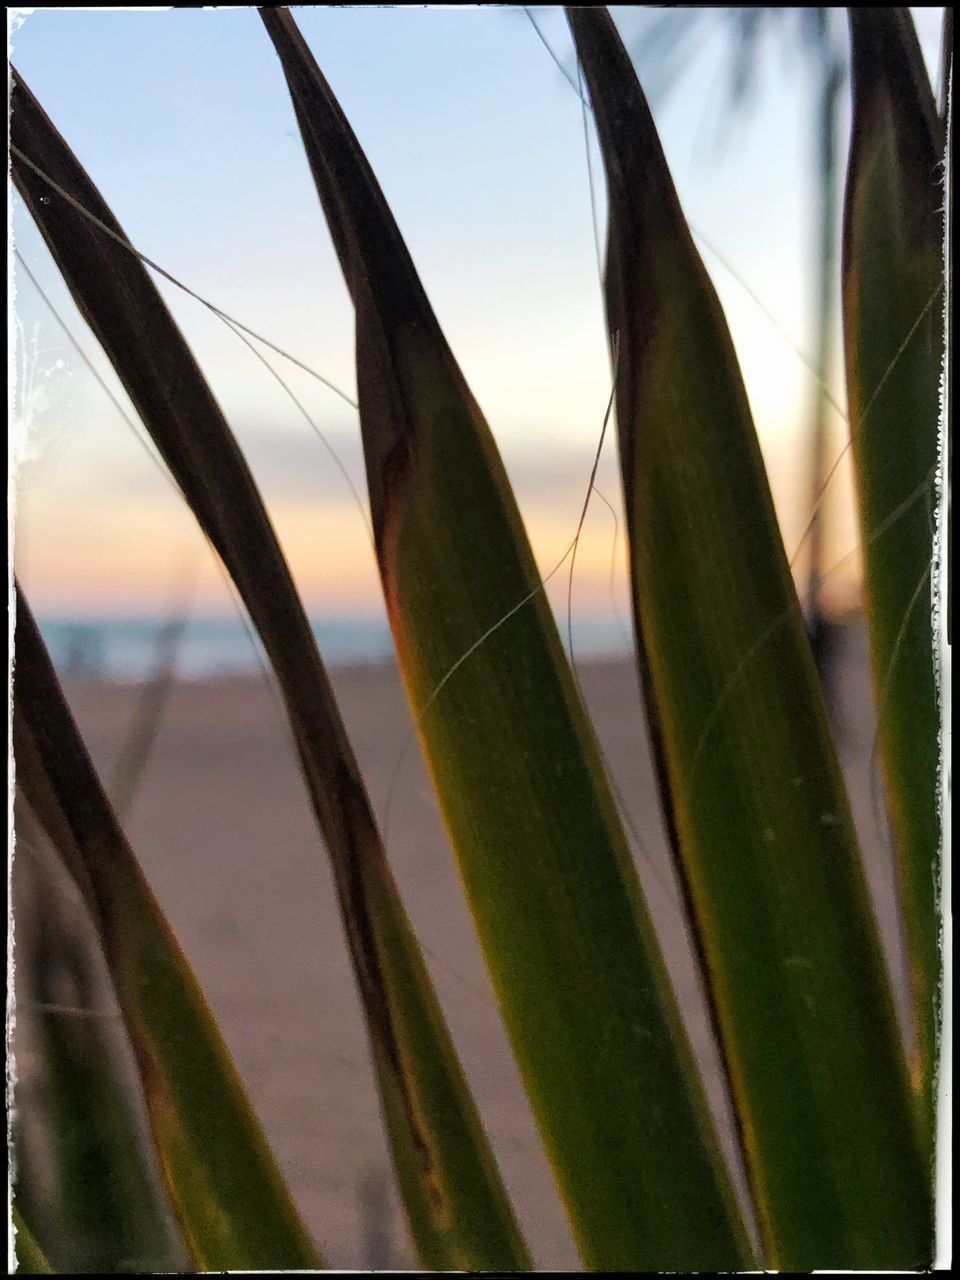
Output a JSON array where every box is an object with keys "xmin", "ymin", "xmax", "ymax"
[{"xmin": 10, "ymin": 6, "xmax": 948, "ymax": 626}]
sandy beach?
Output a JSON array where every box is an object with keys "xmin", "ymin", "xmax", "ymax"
[{"xmin": 13, "ymin": 619, "xmax": 910, "ymax": 1271}]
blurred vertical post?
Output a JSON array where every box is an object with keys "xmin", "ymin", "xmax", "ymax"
[{"xmin": 803, "ymin": 23, "xmax": 845, "ymax": 702}]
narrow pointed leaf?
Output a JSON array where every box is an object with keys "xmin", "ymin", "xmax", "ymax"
[
  {"xmin": 14, "ymin": 588, "xmax": 321, "ymax": 1271},
  {"xmin": 843, "ymin": 7, "xmax": 945, "ymax": 1155},
  {"xmin": 261, "ymin": 7, "xmax": 753, "ymax": 1271},
  {"xmin": 12, "ymin": 605, "xmax": 199, "ymax": 1272},
  {"xmin": 10, "ymin": 70, "xmax": 528, "ymax": 1272},
  {"xmin": 569, "ymin": 6, "xmax": 931, "ymax": 1269}
]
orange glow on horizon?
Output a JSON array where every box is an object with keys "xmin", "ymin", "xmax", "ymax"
[{"xmin": 14, "ymin": 452, "xmax": 865, "ymax": 620}]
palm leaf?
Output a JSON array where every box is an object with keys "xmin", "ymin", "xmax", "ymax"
[
  {"xmin": 568, "ymin": 6, "xmax": 932, "ymax": 1268},
  {"xmin": 10, "ymin": 68, "xmax": 528, "ymax": 1272},
  {"xmin": 260, "ymin": 6, "xmax": 754, "ymax": 1270},
  {"xmin": 842, "ymin": 6, "xmax": 945, "ymax": 1155},
  {"xmin": 14, "ymin": 586, "xmax": 321, "ymax": 1270}
]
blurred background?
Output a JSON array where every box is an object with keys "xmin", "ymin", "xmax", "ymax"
[
  {"xmin": 11, "ymin": 5, "xmax": 946, "ymax": 653},
  {"xmin": 9, "ymin": 6, "xmax": 948, "ymax": 1272}
]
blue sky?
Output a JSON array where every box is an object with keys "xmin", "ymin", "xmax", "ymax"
[{"xmin": 10, "ymin": 6, "xmax": 948, "ymax": 618}]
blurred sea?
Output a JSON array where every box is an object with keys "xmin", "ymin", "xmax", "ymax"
[{"xmin": 36, "ymin": 614, "xmax": 633, "ymax": 682}]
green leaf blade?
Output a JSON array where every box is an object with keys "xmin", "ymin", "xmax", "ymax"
[
  {"xmin": 842, "ymin": 6, "xmax": 945, "ymax": 1155},
  {"xmin": 262, "ymin": 7, "xmax": 754, "ymax": 1270},
  {"xmin": 14, "ymin": 589, "xmax": 322, "ymax": 1272},
  {"xmin": 568, "ymin": 6, "xmax": 932, "ymax": 1268},
  {"xmin": 10, "ymin": 69, "xmax": 528, "ymax": 1273}
]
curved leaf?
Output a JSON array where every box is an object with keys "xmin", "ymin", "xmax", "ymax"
[
  {"xmin": 9, "ymin": 69, "xmax": 527, "ymax": 1272},
  {"xmin": 14, "ymin": 587, "xmax": 321, "ymax": 1271},
  {"xmin": 261, "ymin": 7, "xmax": 754, "ymax": 1271},
  {"xmin": 568, "ymin": 6, "xmax": 932, "ymax": 1269},
  {"xmin": 843, "ymin": 7, "xmax": 945, "ymax": 1155}
]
